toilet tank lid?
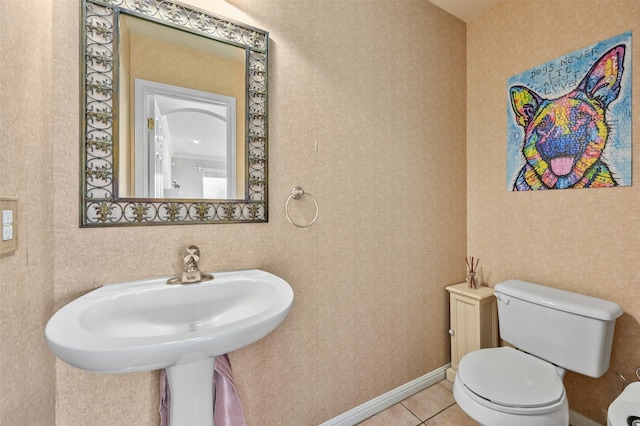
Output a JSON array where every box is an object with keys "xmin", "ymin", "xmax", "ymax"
[{"xmin": 495, "ymin": 280, "xmax": 623, "ymax": 321}]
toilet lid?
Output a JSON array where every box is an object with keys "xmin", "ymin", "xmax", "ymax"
[{"xmin": 458, "ymin": 347, "xmax": 564, "ymax": 408}]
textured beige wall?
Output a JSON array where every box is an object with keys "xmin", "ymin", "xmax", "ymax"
[
  {"xmin": 467, "ymin": 1, "xmax": 639, "ymax": 424},
  {"xmin": 8, "ymin": 0, "xmax": 636, "ymax": 425},
  {"xmin": 50, "ymin": 0, "xmax": 466, "ymax": 425},
  {"xmin": 0, "ymin": 0, "xmax": 56, "ymax": 424}
]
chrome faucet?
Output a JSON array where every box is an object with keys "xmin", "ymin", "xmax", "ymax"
[{"xmin": 166, "ymin": 245, "xmax": 214, "ymax": 285}]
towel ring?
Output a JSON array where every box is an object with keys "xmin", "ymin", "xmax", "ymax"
[{"xmin": 285, "ymin": 186, "xmax": 319, "ymax": 228}]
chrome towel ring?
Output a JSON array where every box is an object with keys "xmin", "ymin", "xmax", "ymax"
[{"xmin": 285, "ymin": 186, "xmax": 319, "ymax": 228}]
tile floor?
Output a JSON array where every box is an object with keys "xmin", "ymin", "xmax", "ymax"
[{"xmin": 356, "ymin": 379, "xmax": 476, "ymax": 426}]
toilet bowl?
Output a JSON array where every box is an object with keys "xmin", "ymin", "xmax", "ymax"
[
  {"xmin": 608, "ymin": 382, "xmax": 640, "ymax": 426},
  {"xmin": 453, "ymin": 280, "xmax": 623, "ymax": 426},
  {"xmin": 453, "ymin": 347, "xmax": 569, "ymax": 426}
]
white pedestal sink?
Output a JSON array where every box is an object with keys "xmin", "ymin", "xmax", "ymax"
[{"xmin": 45, "ymin": 269, "xmax": 294, "ymax": 426}]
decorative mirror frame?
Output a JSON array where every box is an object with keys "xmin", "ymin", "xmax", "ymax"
[{"xmin": 81, "ymin": 0, "xmax": 268, "ymax": 226}]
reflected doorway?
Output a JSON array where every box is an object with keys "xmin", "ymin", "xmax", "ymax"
[{"xmin": 134, "ymin": 79, "xmax": 237, "ymax": 199}]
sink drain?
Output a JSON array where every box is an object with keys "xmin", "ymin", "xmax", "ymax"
[{"xmin": 628, "ymin": 415, "xmax": 640, "ymax": 426}]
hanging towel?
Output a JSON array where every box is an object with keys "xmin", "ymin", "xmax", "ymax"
[
  {"xmin": 160, "ymin": 370, "xmax": 170, "ymax": 426},
  {"xmin": 159, "ymin": 354, "xmax": 246, "ymax": 426}
]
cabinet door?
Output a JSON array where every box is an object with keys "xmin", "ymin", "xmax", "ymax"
[{"xmin": 450, "ymin": 295, "xmax": 480, "ymax": 369}]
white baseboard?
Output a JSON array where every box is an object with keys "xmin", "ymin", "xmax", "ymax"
[
  {"xmin": 319, "ymin": 364, "xmax": 450, "ymax": 426},
  {"xmin": 570, "ymin": 410, "xmax": 602, "ymax": 426},
  {"xmin": 319, "ymin": 364, "xmax": 602, "ymax": 426}
]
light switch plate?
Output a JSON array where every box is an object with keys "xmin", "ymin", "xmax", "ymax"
[
  {"xmin": 2, "ymin": 209, "xmax": 12, "ymax": 225},
  {"xmin": 2, "ymin": 224, "xmax": 12, "ymax": 241},
  {"xmin": 0, "ymin": 198, "xmax": 18, "ymax": 255}
]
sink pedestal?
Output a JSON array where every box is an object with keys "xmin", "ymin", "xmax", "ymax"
[{"xmin": 166, "ymin": 358, "xmax": 216, "ymax": 426}]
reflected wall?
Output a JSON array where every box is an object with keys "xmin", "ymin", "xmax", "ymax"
[{"xmin": 118, "ymin": 14, "xmax": 246, "ymax": 198}]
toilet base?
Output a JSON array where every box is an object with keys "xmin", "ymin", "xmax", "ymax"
[{"xmin": 453, "ymin": 372, "xmax": 569, "ymax": 426}]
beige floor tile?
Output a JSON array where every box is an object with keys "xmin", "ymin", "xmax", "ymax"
[
  {"xmin": 424, "ymin": 403, "xmax": 476, "ymax": 425},
  {"xmin": 357, "ymin": 402, "xmax": 422, "ymax": 426},
  {"xmin": 401, "ymin": 383, "xmax": 456, "ymax": 421},
  {"xmin": 438, "ymin": 379, "xmax": 453, "ymax": 392}
]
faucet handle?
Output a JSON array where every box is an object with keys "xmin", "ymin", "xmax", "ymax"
[{"xmin": 184, "ymin": 245, "xmax": 201, "ymax": 265}]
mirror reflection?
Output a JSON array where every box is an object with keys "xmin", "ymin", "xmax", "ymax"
[
  {"xmin": 118, "ymin": 13, "xmax": 246, "ymax": 200},
  {"xmin": 81, "ymin": 0, "xmax": 269, "ymax": 226}
]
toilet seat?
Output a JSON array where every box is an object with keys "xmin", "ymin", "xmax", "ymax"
[{"xmin": 457, "ymin": 347, "xmax": 565, "ymax": 415}]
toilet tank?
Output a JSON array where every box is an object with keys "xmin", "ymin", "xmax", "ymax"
[{"xmin": 494, "ymin": 280, "xmax": 623, "ymax": 378}]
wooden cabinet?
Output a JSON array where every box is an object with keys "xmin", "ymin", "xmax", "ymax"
[{"xmin": 445, "ymin": 282, "xmax": 498, "ymax": 382}]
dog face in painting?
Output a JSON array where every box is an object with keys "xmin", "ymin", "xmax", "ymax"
[{"xmin": 510, "ymin": 45, "xmax": 625, "ymax": 190}]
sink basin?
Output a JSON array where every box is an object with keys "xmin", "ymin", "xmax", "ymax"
[{"xmin": 45, "ymin": 269, "xmax": 294, "ymax": 373}]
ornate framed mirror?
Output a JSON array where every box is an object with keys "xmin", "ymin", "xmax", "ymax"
[{"xmin": 81, "ymin": 0, "xmax": 268, "ymax": 226}]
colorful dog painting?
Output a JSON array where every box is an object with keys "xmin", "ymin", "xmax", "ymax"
[{"xmin": 508, "ymin": 34, "xmax": 631, "ymax": 191}]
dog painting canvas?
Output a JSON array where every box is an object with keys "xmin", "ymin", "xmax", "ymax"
[{"xmin": 507, "ymin": 32, "xmax": 632, "ymax": 191}]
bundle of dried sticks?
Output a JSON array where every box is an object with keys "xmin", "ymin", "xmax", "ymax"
[{"xmin": 465, "ymin": 256, "xmax": 479, "ymax": 289}]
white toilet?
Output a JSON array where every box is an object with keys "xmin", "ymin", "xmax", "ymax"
[{"xmin": 453, "ymin": 279, "xmax": 623, "ymax": 426}]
